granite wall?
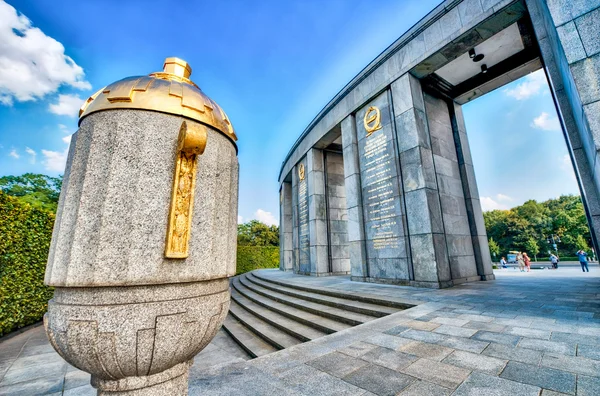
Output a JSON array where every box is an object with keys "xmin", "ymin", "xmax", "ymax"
[
  {"xmin": 325, "ymin": 151, "xmax": 350, "ymax": 274},
  {"xmin": 424, "ymin": 93, "xmax": 479, "ymax": 283},
  {"xmin": 279, "ymin": 182, "xmax": 293, "ymax": 271}
]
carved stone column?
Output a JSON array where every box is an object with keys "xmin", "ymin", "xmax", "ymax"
[{"xmin": 44, "ymin": 58, "xmax": 238, "ymax": 395}]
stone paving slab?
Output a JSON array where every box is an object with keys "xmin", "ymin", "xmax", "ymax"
[
  {"xmin": 454, "ymin": 371, "xmax": 541, "ymax": 395},
  {"xmin": 1, "ymin": 267, "xmax": 599, "ymax": 395},
  {"xmin": 500, "ymin": 361, "xmax": 576, "ymax": 394}
]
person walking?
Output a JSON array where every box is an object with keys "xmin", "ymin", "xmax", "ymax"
[
  {"xmin": 517, "ymin": 252, "xmax": 525, "ymax": 272},
  {"xmin": 523, "ymin": 252, "xmax": 531, "ymax": 272},
  {"xmin": 500, "ymin": 256, "xmax": 508, "ymax": 269},
  {"xmin": 576, "ymin": 250, "xmax": 590, "ymax": 272},
  {"xmin": 550, "ymin": 253, "xmax": 559, "ymax": 269}
]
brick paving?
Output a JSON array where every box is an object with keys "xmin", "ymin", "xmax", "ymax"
[{"xmin": 0, "ymin": 266, "xmax": 599, "ymax": 395}]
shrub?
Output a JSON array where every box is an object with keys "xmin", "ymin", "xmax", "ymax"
[
  {"xmin": 236, "ymin": 246, "xmax": 279, "ymax": 275},
  {"xmin": 0, "ymin": 192, "xmax": 55, "ymax": 336}
]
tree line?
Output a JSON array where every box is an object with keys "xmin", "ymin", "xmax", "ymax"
[{"xmin": 485, "ymin": 195, "xmax": 592, "ymax": 261}]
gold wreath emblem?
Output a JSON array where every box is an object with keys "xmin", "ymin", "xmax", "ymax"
[
  {"xmin": 298, "ymin": 163, "xmax": 306, "ymax": 181},
  {"xmin": 364, "ymin": 106, "xmax": 382, "ymax": 136}
]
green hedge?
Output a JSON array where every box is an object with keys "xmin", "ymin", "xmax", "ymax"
[
  {"xmin": 236, "ymin": 246, "xmax": 279, "ymax": 275},
  {"xmin": 0, "ymin": 192, "xmax": 55, "ymax": 336}
]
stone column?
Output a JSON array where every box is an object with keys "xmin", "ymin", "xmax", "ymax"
[
  {"xmin": 391, "ymin": 73, "xmax": 452, "ymax": 288},
  {"xmin": 325, "ymin": 151, "xmax": 350, "ymax": 274},
  {"xmin": 450, "ymin": 102, "xmax": 494, "ymax": 280},
  {"xmin": 279, "ymin": 182, "xmax": 293, "ymax": 271},
  {"xmin": 526, "ymin": 0, "xmax": 600, "ymax": 253},
  {"xmin": 291, "ymin": 164, "xmax": 301, "ymax": 273},
  {"xmin": 342, "ymin": 115, "xmax": 368, "ymax": 280},
  {"xmin": 306, "ymin": 148, "xmax": 329, "ymax": 275}
]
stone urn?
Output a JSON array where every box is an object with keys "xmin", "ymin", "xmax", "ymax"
[{"xmin": 44, "ymin": 58, "xmax": 238, "ymax": 395}]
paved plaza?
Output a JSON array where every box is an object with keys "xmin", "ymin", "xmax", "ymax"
[{"xmin": 1, "ymin": 266, "xmax": 599, "ymax": 395}]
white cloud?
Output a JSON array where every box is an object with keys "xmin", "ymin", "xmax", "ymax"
[
  {"xmin": 0, "ymin": 1, "xmax": 91, "ymax": 105},
  {"xmin": 480, "ymin": 196, "xmax": 509, "ymax": 211},
  {"xmin": 25, "ymin": 146, "xmax": 35, "ymax": 163},
  {"xmin": 9, "ymin": 148, "xmax": 19, "ymax": 159},
  {"xmin": 504, "ymin": 70, "xmax": 547, "ymax": 100},
  {"xmin": 254, "ymin": 209, "xmax": 278, "ymax": 226},
  {"xmin": 496, "ymin": 194, "xmax": 513, "ymax": 202},
  {"xmin": 238, "ymin": 215, "xmax": 244, "ymax": 224},
  {"xmin": 41, "ymin": 148, "xmax": 68, "ymax": 172},
  {"xmin": 62, "ymin": 134, "xmax": 71, "ymax": 144},
  {"xmin": 49, "ymin": 94, "xmax": 83, "ymax": 117},
  {"xmin": 531, "ymin": 112, "xmax": 561, "ymax": 131}
]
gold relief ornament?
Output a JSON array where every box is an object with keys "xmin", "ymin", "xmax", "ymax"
[
  {"xmin": 298, "ymin": 163, "xmax": 306, "ymax": 181},
  {"xmin": 364, "ymin": 106, "xmax": 382, "ymax": 136},
  {"xmin": 165, "ymin": 121, "xmax": 208, "ymax": 258}
]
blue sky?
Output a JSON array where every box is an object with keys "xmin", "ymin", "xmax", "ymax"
[{"xmin": 0, "ymin": 0, "xmax": 579, "ymax": 224}]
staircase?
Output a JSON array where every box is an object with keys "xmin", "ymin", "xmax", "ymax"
[{"xmin": 221, "ymin": 270, "xmax": 408, "ymax": 359}]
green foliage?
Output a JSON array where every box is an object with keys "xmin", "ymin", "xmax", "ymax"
[
  {"xmin": 575, "ymin": 234, "xmax": 590, "ymax": 251},
  {"xmin": 238, "ymin": 220, "xmax": 279, "ymax": 247},
  {"xmin": 0, "ymin": 192, "xmax": 55, "ymax": 336},
  {"xmin": 525, "ymin": 237, "xmax": 540, "ymax": 258},
  {"xmin": 484, "ymin": 195, "xmax": 591, "ymax": 259},
  {"xmin": 236, "ymin": 246, "xmax": 279, "ymax": 275},
  {"xmin": 0, "ymin": 173, "xmax": 62, "ymax": 212},
  {"xmin": 488, "ymin": 237, "xmax": 500, "ymax": 258}
]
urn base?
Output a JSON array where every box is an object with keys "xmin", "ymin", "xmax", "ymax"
[
  {"xmin": 44, "ymin": 280, "xmax": 230, "ymax": 395},
  {"xmin": 94, "ymin": 360, "xmax": 191, "ymax": 395}
]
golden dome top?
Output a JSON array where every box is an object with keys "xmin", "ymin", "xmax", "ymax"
[{"xmin": 79, "ymin": 57, "xmax": 237, "ymax": 144}]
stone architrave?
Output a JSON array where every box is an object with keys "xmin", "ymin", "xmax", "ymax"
[{"xmin": 44, "ymin": 58, "xmax": 239, "ymax": 395}]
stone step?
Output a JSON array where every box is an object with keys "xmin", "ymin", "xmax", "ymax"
[
  {"xmin": 245, "ymin": 272, "xmax": 399, "ymax": 317},
  {"xmin": 221, "ymin": 315, "xmax": 277, "ymax": 358},
  {"xmin": 231, "ymin": 277, "xmax": 350, "ymax": 334},
  {"xmin": 228, "ymin": 299, "xmax": 302, "ymax": 350},
  {"xmin": 231, "ymin": 287, "xmax": 327, "ymax": 342},
  {"xmin": 238, "ymin": 274, "xmax": 374, "ymax": 326},
  {"xmin": 251, "ymin": 270, "xmax": 412, "ymax": 309}
]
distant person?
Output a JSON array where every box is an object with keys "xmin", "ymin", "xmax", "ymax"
[
  {"xmin": 500, "ymin": 257, "xmax": 508, "ymax": 269},
  {"xmin": 550, "ymin": 254, "xmax": 559, "ymax": 269},
  {"xmin": 576, "ymin": 250, "xmax": 590, "ymax": 272},
  {"xmin": 517, "ymin": 252, "xmax": 525, "ymax": 272},
  {"xmin": 523, "ymin": 252, "xmax": 531, "ymax": 272}
]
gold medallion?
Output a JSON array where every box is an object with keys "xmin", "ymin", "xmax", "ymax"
[
  {"xmin": 364, "ymin": 106, "xmax": 382, "ymax": 136},
  {"xmin": 298, "ymin": 163, "xmax": 305, "ymax": 181}
]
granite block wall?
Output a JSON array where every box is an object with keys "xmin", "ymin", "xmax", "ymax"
[
  {"xmin": 391, "ymin": 74, "xmax": 451, "ymax": 287},
  {"xmin": 325, "ymin": 151, "xmax": 350, "ymax": 274},
  {"xmin": 526, "ymin": 0, "xmax": 600, "ymax": 252},
  {"xmin": 423, "ymin": 93, "xmax": 479, "ymax": 283},
  {"xmin": 342, "ymin": 115, "xmax": 369, "ymax": 279},
  {"xmin": 279, "ymin": 182, "xmax": 293, "ymax": 271}
]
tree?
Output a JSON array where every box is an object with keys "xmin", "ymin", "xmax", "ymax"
[
  {"xmin": 238, "ymin": 220, "xmax": 279, "ymax": 247},
  {"xmin": 575, "ymin": 234, "xmax": 590, "ymax": 252},
  {"xmin": 525, "ymin": 237, "xmax": 540, "ymax": 261},
  {"xmin": 0, "ymin": 173, "xmax": 62, "ymax": 212},
  {"xmin": 488, "ymin": 237, "xmax": 500, "ymax": 262},
  {"xmin": 483, "ymin": 195, "xmax": 591, "ymax": 258}
]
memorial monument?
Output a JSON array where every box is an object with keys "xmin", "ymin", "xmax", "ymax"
[
  {"xmin": 279, "ymin": 0, "xmax": 600, "ymax": 288},
  {"xmin": 43, "ymin": 58, "xmax": 239, "ymax": 395}
]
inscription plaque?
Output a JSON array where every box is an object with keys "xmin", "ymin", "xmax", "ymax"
[
  {"xmin": 357, "ymin": 95, "xmax": 407, "ymax": 277},
  {"xmin": 297, "ymin": 161, "xmax": 310, "ymax": 272}
]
